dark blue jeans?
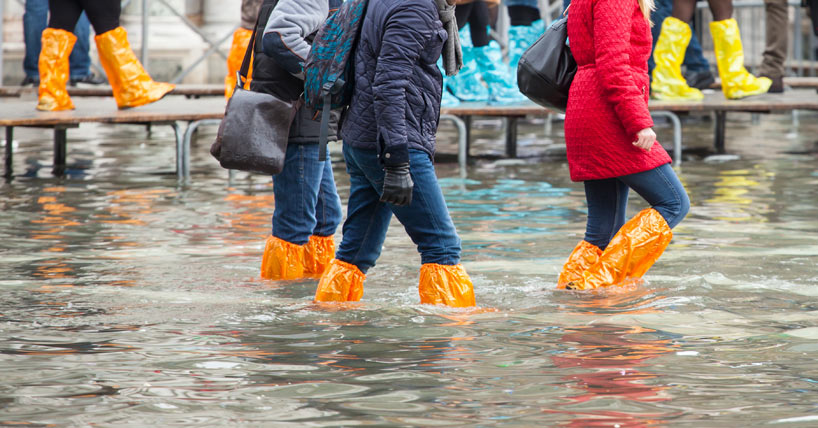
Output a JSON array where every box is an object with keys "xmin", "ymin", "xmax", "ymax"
[
  {"xmin": 336, "ymin": 145, "xmax": 462, "ymax": 274},
  {"xmin": 272, "ymin": 143, "xmax": 342, "ymax": 245},
  {"xmin": 583, "ymin": 163, "xmax": 689, "ymax": 250},
  {"xmin": 23, "ymin": 0, "xmax": 92, "ymax": 80},
  {"xmin": 648, "ymin": 0, "xmax": 710, "ymax": 75}
]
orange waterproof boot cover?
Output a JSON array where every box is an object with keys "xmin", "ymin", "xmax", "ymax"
[
  {"xmin": 419, "ymin": 263, "xmax": 476, "ymax": 307},
  {"xmin": 260, "ymin": 236, "xmax": 306, "ymax": 280},
  {"xmin": 95, "ymin": 27, "xmax": 175, "ymax": 109},
  {"xmin": 224, "ymin": 27, "xmax": 253, "ymax": 99},
  {"xmin": 304, "ymin": 235, "xmax": 335, "ymax": 275},
  {"xmin": 37, "ymin": 28, "xmax": 77, "ymax": 111},
  {"xmin": 571, "ymin": 208, "xmax": 673, "ymax": 290},
  {"xmin": 557, "ymin": 240, "xmax": 603, "ymax": 289},
  {"xmin": 314, "ymin": 259, "xmax": 365, "ymax": 302}
]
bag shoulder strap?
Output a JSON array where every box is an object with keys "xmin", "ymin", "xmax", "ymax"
[{"xmin": 237, "ymin": 5, "xmax": 264, "ymax": 88}]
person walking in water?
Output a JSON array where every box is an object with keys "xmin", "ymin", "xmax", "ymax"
[
  {"xmin": 36, "ymin": 0, "xmax": 174, "ymax": 111},
  {"xmin": 558, "ymin": 0, "xmax": 690, "ymax": 290},
  {"xmin": 313, "ymin": 0, "xmax": 476, "ymax": 307},
  {"xmin": 257, "ymin": 0, "xmax": 344, "ymax": 281}
]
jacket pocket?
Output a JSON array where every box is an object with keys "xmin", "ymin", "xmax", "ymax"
[{"xmin": 420, "ymin": 29, "xmax": 448, "ymax": 65}]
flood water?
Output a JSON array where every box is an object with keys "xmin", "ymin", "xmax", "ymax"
[{"xmin": 2, "ymin": 111, "xmax": 818, "ymax": 426}]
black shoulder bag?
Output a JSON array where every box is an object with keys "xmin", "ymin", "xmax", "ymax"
[
  {"xmin": 517, "ymin": 7, "xmax": 576, "ymax": 113},
  {"xmin": 210, "ymin": 7, "xmax": 298, "ymax": 175}
]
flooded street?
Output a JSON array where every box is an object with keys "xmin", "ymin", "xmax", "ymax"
[{"xmin": 2, "ymin": 111, "xmax": 818, "ymax": 426}]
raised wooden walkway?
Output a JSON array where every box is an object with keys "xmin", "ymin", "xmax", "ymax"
[
  {"xmin": 2, "ymin": 87, "xmax": 817, "ymax": 180},
  {"xmin": 0, "ymin": 84, "xmax": 224, "ymax": 99}
]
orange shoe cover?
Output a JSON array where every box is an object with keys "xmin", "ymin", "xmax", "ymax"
[
  {"xmin": 557, "ymin": 240, "xmax": 602, "ymax": 289},
  {"xmin": 36, "ymin": 28, "xmax": 76, "ymax": 111},
  {"xmin": 224, "ymin": 27, "xmax": 253, "ymax": 99},
  {"xmin": 304, "ymin": 235, "xmax": 335, "ymax": 275},
  {"xmin": 95, "ymin": 27, "xmax": 175, "ymax": 109},
  {"xmin": 419, "ymin": 263, "xmax": 476, "ymax": 307},
  {"xmin": 569, "ymin": 208, "xmax": 673, "ymax": 290},
  {"xmin": 314, "ymin": 259, "xmax": 365, "ymax": 302},
  {"xmin": 260, "ymin": 236, "xmax": 306, "ymax": 280}
]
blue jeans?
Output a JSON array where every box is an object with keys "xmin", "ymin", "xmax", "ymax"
[
  {"xmin": 272, "ymin": 144, "xmax": 342, "ymax": 245},
  {"xmin": 649, "ymin": 0, "xmax": 710, "ymax": 75},
  {"xmin": 23, "ymin": 0, "xmax": 92, "ymax": 80},
  {"xmin": 336, "ymin": 145, "xmax": 462, "ymax": 274},
  {"xmin": 583, "ymin": 163, "xmax": 689, "ymax": 250}
]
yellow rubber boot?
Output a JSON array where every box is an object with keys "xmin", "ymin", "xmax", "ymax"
[
  {"xmin": 304, "ymin": 235, "xmax": 335, "ymax": 276},
  {"xmin": 651, "ymin": 17, "xmax": 704, "ymax": 101},
  {"xmin": 314, "ymin": 259, "xmax": 365, "ymax": 302},
  {"xmin": 710, "ymin": 19, "xmax": 772, "ymax": 100},
  {"xmin": 36, "ymin": 29, "xmax": 76, "ymax": 111},
  {"xmin": 95, "ymin": 27, "xmax": 175, "ymax": 109},
  {"xmin": 567, "ymin": 209, "xmax": 673, "ymax": 290},
  {"xmin": 260, "ymin": 236, "xmax": 306, "ymax": 280},
  {"xmin": 224, "ymin": 27, "xmax": 253, "ymax": 99},
  {"xmin": 557, "ymin": 240, "xmax": 602, "ymax": 289},
  {"xmin": 419, "ymin": 264, "xmax": 476, "ymax": 307}
]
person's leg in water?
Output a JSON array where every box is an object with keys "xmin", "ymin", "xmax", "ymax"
[
  {"xmin": 448, "ymin": 3, "xmax": 490, "ymax": 102},
  {"xmin": 470, "ymin": 1, "xmax": 526, "ymax": 103},
  {"xmin": 70, "ymin": 0, "xmax": 175, "ymax": 108},
  {"xmin": 563, "ymin": 163, "xmax": 689, "ymax": 290},
  {"xmin": 314, "ymin": 145, "xmax": 395, "ymax": 302},
  {"xmin": 262, "ymin": 143, "xmax": 342, "ymax": 280},
  {"xmin": 316, "ymin": 146, "xmax": 475, "ymax": 307}
]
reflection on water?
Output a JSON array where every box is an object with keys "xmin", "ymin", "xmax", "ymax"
[{"xmin": 1, "ymin": 115, "xmax": 818, "ymax": 425}]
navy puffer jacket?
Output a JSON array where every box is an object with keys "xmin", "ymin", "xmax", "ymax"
[{"xmin": 341, "ymin": 0, "xmax": 447, "ymax": 166}]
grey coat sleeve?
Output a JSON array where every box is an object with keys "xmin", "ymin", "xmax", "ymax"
[{"xmin": 262, "ymin": 0, "xmax": 329, "ymax": 79}]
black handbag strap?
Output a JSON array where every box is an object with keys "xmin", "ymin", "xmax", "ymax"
[{"xmin": 237, "ymin": 10, "xmax": 262, "ymax": 88}]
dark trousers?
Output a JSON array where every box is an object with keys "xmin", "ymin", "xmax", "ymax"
[
  {"xmin": 23, "ymin": 0, "xmax": 91, "ymax": 79},
  {"xmin": 583, "ymin": 163, "xmax": 690, "ymax": 250},
  {"xmin": 335, "ymin": 145, "xmax": 462, "ymax": 274},
  {"xmin": 48, "ymin": 0, "xmax": 120, "ymax": 35}
]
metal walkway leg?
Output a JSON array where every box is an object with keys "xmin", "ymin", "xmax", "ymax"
[
  {"xmin": 53, "ymin": 127, "xmax": 67, "ymax": 176},
  {"xmin": 4, "ymin": 127, "xmax": 13, "ymax": 179},
  {"xmin": 440, "ymin": 114, "xmax": 468, "ymax": 176},
  {"xmin": 182, "ymin": 119, "xmax": 223, "ymax": 181},
  {"xmin": 714, "ymin": 111, "xmax": 727, "ymax": 154},
  {"xmin": 505, "ymin": 117, "xmax": 518, "ymax": 158},
  {"xmin": 651, "ymin": 111, "xmax": 683, "ymax": 166}
]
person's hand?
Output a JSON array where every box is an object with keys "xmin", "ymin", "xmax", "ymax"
[
  {"xmin": 633, "ymin": 128, "xmax": 656, "ymax": 152},
  {"xmin": 380, "ymin": 163, "xmax": 414, "ymax": 207}
]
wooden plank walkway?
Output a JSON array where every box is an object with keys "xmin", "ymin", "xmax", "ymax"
[
  {"xmin": 441, "ymin": 89, "xmax": 818, "ymax": 159},
  {"xmin": 2, "ymin": 89, "xmax": 817, "ymax": 179},
  {"xmin": 0, "ymin": 84, "xmax": 224, "ymax": 98},
  {"xmin": 2, "ymin": 96, "xmax": 226, "ymax": 178}
]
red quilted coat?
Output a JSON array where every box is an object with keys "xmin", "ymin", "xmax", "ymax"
[{"xmin": 565, "ymin": 0, "xmax": 671, "ymax": 181}]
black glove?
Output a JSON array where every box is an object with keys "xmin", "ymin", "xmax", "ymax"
[{"xmin": 380, "ymin": 163, "xmax": 414, "ymax": 207}]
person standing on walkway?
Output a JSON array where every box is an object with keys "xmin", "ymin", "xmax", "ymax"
[
  {"xmin": 759, "ymin": 0, "xmax": 789, "ymax": 93},
  {"xmin": 224, "ymin": 0, "xmax": 262, "ymax": 98},
  {"xmin": 558, "ymin": 0, "xmax": 690, "ymax": 290},
  {"xmin": 313, "ymin": 0, "xmax": 476, "ymax": 307},
  {"xmin": 447, "ymin": 0, "xmax": 526, "ymax": 104},
  {"xmin": 257, "ymin": 0, "xmax": 343, "ymax": 281},
  {"xmin": 36, "ymin": 0, "xmax": 174, "ymax": 111},
  {"xmin": 649, "ymin": 0, "xmax": 715, "ymax": 90},
  {"xmin": 22, "ymin": 0, "xmax": 104, "ymax": 87},
  {"xmin": 652, "ymin": 0, "xmax": 771, "ymax": 100}
]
